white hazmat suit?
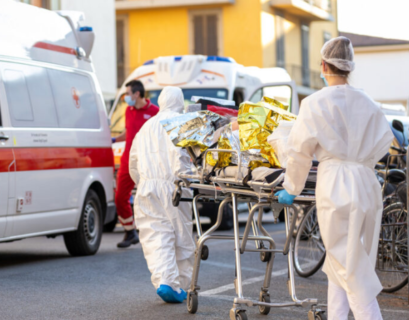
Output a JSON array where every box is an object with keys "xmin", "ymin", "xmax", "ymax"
[
  {"xmin": 129, "ymin": 86, "xmax": 195, "ymax": 292},
  {"xmin": 283, "ymin": 85, "xmax": 393, "ymax": 317}
]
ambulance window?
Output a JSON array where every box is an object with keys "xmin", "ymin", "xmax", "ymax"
[
  {"xmin": 249, "ymin": 85, "xmax": 292, "ymax": 111},
  {"xmin": 48, "ymin": 70, "xmax": 100, "ymax": 129},
  {"xmin": 2, "ymin": 64, "xmax": 59, "ymax": 128},
  {"xmin": 3, "ymin": 70, "xmax": 34, "ymax": 123}
]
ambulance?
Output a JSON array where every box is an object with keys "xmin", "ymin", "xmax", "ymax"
[
  {"xmin": 0, "ymin": 1, "xmax": 115, "ymax": 255},
  {"xmin": 110, "ymin": 55, "xmax": 299, "ymax": 166}
]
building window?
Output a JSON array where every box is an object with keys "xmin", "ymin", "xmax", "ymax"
[
  {"xmin": 301, "ymin": 23, "xmax": 310, "ymax": 87},
  {"xmin": 116, "ymin": 15, "xmax": 129, "ymax": 88},
  {"xmin": 275, "ymin": 10, "xmax": 285, "ymax": 68},
  {"xmin": 189, "ymin": 10, "xmax": 222, "ymax": 56},
  {"xmin": 323, "ymin": 31, "xmax": 331, "ymax": 44}
]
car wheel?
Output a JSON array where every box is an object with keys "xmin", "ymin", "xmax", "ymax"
[{"xmin": 64, "ymin": 189, "xmax": 103, "ymax": 256}]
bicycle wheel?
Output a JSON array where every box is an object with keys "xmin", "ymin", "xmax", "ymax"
[
  {"xmin": 293, "ymin": 205, "xmax": 326, "ymax": 277},
  {"xmin": 376, "ymin": 202, "xmax": 408, "ymax": 293}
]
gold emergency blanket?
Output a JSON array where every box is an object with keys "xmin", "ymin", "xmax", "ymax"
[
  {"xmin": 160, "ymin": 111, "xmax": 229, "ymax": 152},
  {"xmin": 238, "ymin": 97, "xmax": 296, "ymax": 167}
]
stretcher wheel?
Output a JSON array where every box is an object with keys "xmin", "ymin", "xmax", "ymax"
[
  {"xmin": 236, "ymin": 310, "xmax": 248, "ymax": 320},
  {"xmin": 258, "ymin": 292, "xmax": 271, "ymax": 315},
  {"xmin": 260, "ymin": 251, "xmax": 271, "ymax": 262},
  {"xmin": 315, "ymin": 312, "xmax": 326, "ymax": 320},
  {"xmin": 187, "ymin": 291, "xmax": 198, "ymax": 314},
  {"xmin": 201, "ymin": 245, "xmax": 209, "ymax": 260}
]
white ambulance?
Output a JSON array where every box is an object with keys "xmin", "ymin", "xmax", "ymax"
[
  {"xmin": 110, "ymin": 55, "xmax": 299, "ymax": 166},
  {"xmin": 0, "ymin": 1, "xmax": 115, "ymax": 255}
]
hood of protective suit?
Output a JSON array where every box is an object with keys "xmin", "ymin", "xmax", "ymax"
[{"xmin": 158, "ymin": 86, "xmax": 184, "ymax": 113}]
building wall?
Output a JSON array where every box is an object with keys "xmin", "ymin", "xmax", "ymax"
[
  {"xmin": 223, "ymin": 0, "xmax": 262, "ymax": 67},
  {"xmin": 351, "ymin": 48, "xmax": 409, "ymax": 107},
  {"xmin": 60, "ymin": 0, "xmax": 117, "ymax": 102},
  {"xmin": 123, "ymin": 7, "xmax": 189, "ymax": 71}
]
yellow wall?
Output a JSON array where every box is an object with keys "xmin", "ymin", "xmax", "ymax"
[
  {"xmin": 223, "ymin": 0, "xmax": 263, "ymax": 67},
  {"xmin": 118, "ymin": 7, "xmax": 189, "ymax": 71}
]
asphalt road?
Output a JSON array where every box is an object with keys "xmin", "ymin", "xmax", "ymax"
[{"xmin": 0, "ymin": 216, "xmax": 407, "ymax": 320}]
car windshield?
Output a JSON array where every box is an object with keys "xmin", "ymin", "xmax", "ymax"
[{"xmin": 110, "ymin": 88, "xmax": 228, "ymax": 136}]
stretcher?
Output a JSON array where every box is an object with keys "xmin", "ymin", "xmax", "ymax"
[{"xmin": 173, "ymin": 148, "xmax": 326, "ymax": 320}]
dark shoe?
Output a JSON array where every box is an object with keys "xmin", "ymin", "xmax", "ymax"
[{"xmin": 117, "ymin": 229, "xmax": 139, "ymax": 248}]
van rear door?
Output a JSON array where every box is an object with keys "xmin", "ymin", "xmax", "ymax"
[{"xmin": 245, "ymin": 81, "xmax": 299, "ymax": 114}]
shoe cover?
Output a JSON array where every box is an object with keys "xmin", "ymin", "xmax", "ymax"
[{"xmin": 157, "ymin": 285, "xmax": 187, "ymax": 303}]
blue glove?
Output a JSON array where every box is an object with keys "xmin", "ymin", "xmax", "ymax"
[
  {"xmin": 275, "ymin": 190, "xmax": 296, "ymax": 205},
  {"xmin": 111, "ymin": 137, "xmax": 116, "ymax": 143}
]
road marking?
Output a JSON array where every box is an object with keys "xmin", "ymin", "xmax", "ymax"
[
  {"xmin": 201, "ymin": 261, "xmax": 316, "ymax": 296},
  {"xmin": 201, "ymin": 267, "xmax": 289, "ymax": 296},
  {"xmin": 204, "ymin": 296, "xmax": 409, "ymax": 315},
  {"xmin": 202, "ymin": 260, "xmax": 266, "ymax": 273}
]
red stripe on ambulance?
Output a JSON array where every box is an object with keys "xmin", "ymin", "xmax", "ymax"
[
  {"xmin": 33, "ymin": 42, "xmax": 77, "ymax": 56},
  {"xmin": 0, "ymin": 148, "xmax": 114, "ymax": 172}
]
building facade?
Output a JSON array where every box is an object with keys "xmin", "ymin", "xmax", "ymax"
[
  {"xmin": 116, "ymin": 0, "xmax": 338, "ymax": 97},
  {"xmin": 16, "ymin": 0, "xmax": 117, "ymax": 109},
  {"xmin": 341, "ymin": 32, "xmax": 409, "ymax": 111}
]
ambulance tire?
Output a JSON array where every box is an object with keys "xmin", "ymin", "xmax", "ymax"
[{"xmin": 64, "ymin": 189, "xmax": 103, "ymax": 256}]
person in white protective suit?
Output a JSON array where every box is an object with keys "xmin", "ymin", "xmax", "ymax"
[
  {"xmin": 128, "ymin": 86, "xmax": 195, "ymax": 303},
  {"xmin": 275, "ymin": 36, "xmax": 393, "ymax": 320}
]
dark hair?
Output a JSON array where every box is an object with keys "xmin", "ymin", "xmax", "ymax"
[
  {"xmin": 126, "ymin": 80, "xmax": 145, "ymax": 98},
  {"xmin": 326, "ymin": 62, "xmax": 350, "ymax": 79}
]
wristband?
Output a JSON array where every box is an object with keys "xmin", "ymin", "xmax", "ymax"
[{"xmin": 111, "ymin": 137, "xmax": 116, "ymax": 143}]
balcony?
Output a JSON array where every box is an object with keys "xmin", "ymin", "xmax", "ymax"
[
  {"xmin": 115, "ymin": 0, "xmax": 234, "ymax": 10},
  {"xmin": 270, "ymin": 0, "xmax": 334, "ymax": 21}
]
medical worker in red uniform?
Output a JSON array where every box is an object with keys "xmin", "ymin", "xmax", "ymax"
[{"xmin": 112, "ymin": 80, "xmax": 159, "ymax": 248}]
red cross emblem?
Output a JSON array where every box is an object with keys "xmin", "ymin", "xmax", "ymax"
[{"xmin": 72, "ymin": 87, "xmax": 81, "ymax": 108}]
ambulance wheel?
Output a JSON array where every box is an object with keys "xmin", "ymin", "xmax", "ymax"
[
  {"xmin": 258, "ymin": 292, "xmax": 271, "ymax": 315},
  {"xmin": 201, "ymin": 245, "xmax": 209, "ymax": 260},
  {"xmin": 64, "ymin": 189, "xmax": 103, "ymax": 256},
  {"xmin": 187, "ymin": 291, "xmax": 198, "ymax": 314}
]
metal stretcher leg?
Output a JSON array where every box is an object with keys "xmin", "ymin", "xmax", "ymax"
[
  {"xmin": 230, "ymin": 193, "xmax": 248, "ymax": 320},
  {"xmin": 187, "ymin": 196, "xmax": 232, "ymax": 314}
]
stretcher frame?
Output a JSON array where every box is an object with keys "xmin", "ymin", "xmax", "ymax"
[{"xmin": 176, "ymin": 148, "xmax": 325, "ymax": 320}]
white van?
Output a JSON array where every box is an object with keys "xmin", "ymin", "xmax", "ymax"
[
  {"xmin": 0, "ymin": 2, "xmax": 115, "ymax": 255},
  {"xmin": 109, "ymin": 55, "xmax": 299, "ymax": 166}
]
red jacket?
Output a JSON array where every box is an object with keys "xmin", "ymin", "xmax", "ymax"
[{"xmin": 121, "ymin": 99, "xmax": 159, "ymax": 170}]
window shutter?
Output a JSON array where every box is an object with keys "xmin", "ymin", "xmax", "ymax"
[
  {"xmin": 193, "ymin": 15, "xmax": 204, "ymax": 55},
  {"xmin": 206, "ymin": 15, "xmax": 218, "ymax": 55},
  {"xmin": 116, "ymin": 20, "xmax": 125, "ymax": 86}
]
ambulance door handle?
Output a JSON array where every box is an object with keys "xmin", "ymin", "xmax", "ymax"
[{"xmin": 0, "ymin": 134, "xmax": 9, "ymax": 141}]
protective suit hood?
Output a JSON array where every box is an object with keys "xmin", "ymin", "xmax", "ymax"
[{"xmin": 158, "ymin": 86, "xmax": 184, "ymax": 113}]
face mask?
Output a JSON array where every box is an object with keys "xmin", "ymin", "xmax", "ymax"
[
  {"xmin": 124, "ymin": 95, "xmax": 136, "ymax": 106},
  {"xmin": 320, "ymin": 73, "xmax": 329, "ymax": 87}
]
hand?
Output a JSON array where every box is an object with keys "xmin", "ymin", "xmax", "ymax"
[
  {"xmin": 111, "ymin": 137, "xmax": 116, "ymax": 144},
  {"xmin": 274, "ymin": 190, "xmax": 296, "ymax": 205}
]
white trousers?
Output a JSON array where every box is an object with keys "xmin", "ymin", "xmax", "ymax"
[{"xmin": 328, "ymin": 281, "xmax": 383, "ymax": 320}]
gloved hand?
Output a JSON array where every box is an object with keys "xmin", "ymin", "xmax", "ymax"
[
  {"xmin": 111, "ymin": 137, "xmax": 116, "ymax": 144},
  {"xmin": 274, "ymin": 190, "xmax": 296, "ymax": 205}
]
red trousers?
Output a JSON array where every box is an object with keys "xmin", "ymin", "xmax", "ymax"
[{"xmin": 115, "ymin": 167, "xmax": 135, "ymax": 231}]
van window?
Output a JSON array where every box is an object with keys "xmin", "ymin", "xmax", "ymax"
[
  {"xmin": 2, "ymin": 64, "xmax": 59, "ymax": 128},
  {"xmin": 249, "ymin": 85, "xmax": 292, "ymax": 111},
  {"xmin": 48, "ymin": 69, "xmax": 100, "ymax": 129},
  {"xmin": 3, "ymin": 69, "xmax": 34, "ymax": 123}
]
